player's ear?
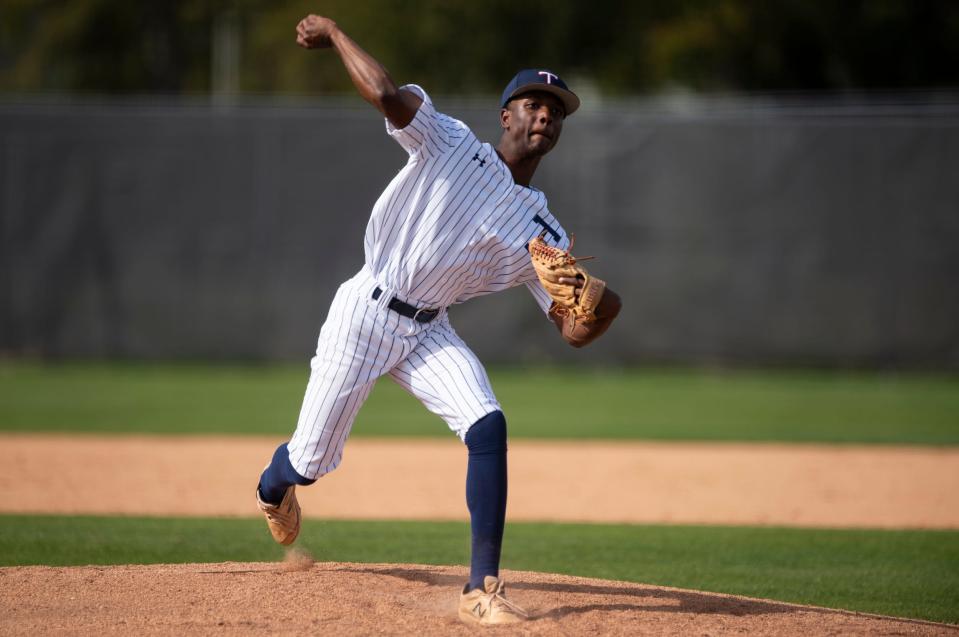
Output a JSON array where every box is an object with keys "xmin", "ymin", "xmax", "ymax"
[{"xmin": 500, "ymin": 107, "xmax": 510, "ymax": 130}]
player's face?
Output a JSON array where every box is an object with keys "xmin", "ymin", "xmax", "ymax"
[{"xmin": 504, "ymin": 91, "xmax": 565, "ymax": 157}]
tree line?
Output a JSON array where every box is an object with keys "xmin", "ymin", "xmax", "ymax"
[{"xmin": 2, "ymin": 0, "xmax": 957, "ymax": 96}]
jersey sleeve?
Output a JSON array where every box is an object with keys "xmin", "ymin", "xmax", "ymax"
[
  {"xmin": 525, "ymin": 281, "xmax": 555, "ymax": 314},
  {"xmin": 385, "ymin": 84, "xmax": 464, "ymax": 158}
]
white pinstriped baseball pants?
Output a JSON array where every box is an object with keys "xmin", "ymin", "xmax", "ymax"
[{"xmin": 287, "ymin": 266, "xmax": 501, "ymax": 480}]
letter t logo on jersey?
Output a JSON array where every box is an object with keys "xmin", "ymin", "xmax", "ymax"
[{"xmin": 538, "ymin": 71, "xmax": 558, "ymax": 84}]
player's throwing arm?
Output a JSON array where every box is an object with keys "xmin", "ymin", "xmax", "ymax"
[{"xmin": 296, "ymin": 14, "xmax": 422, "ymax": 129}]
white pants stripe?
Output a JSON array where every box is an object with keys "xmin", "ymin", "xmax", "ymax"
[{"xmin": 288, "ymin": 267, "xmax": 500, "ymax": 480}]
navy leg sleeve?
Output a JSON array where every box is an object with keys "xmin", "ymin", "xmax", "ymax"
[
  {"xmin": 258, "ymin": 442, "xmax": 316, "ymax": 504},
  {"xmin": 464, "ymin": 410, "xmax": 508, "ymax": 591}
]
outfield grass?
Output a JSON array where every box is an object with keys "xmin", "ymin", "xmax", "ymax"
[
  {"xmin": 0, "ymin": 514, "xmax": 956, "ymax": 624},
  {"xmin": 1, "ymin": 362, "xmax": 957, "ymax": 443}
]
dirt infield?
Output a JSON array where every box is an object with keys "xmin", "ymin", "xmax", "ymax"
[
  {"xmin": 5, "ymin": 434, "xmax": 959, "ymax": 634},
  {"xmin": 2, "ymin": 561, "xmax": 955, "ymax": 636},
  {"xmin": 3, "ymin": 433, "xmax": 958, "ymax": 527}
]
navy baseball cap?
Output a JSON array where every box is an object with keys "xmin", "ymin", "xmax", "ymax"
[{"xmin": 501, "ymin": 69, "xmax": 580, "ymax": 116}]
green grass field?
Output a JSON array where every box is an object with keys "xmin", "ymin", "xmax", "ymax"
[
  {"xmin": 2, "ymin": 361, "xmax": 958, "ymax": 624},
  {"xmin": 1, "ymin": 362, "xmax": 957, "ymax": 443},
  {"xmin": 2, "ymin": 515, "xmax": 957, "ymax": 624}
]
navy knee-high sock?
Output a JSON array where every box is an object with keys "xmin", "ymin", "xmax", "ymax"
[
  {"xmin": 258, "ymin": 443, "xmax": 316, "ymax": 505},
  {"xmin": 465, "ymin": 411, "xmax": 508, "ymax": 591}
]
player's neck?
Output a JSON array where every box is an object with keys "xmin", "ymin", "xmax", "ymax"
[{"xmin": 494, "ymin": 145, "xmax": 541, "ymax": 187}]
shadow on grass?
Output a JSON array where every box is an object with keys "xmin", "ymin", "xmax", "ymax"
[
  {"xmin": 334, "ymin": 563, "xmax": 959, "ymax": 629},
  {"xmin": 338, "ymin": 564, "xmax": 793, "ymax": 620}
]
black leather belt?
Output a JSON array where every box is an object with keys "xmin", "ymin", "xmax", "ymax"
[{"xmin": 372, "ymin": 287, "xmax": 440, "ymax": 323}]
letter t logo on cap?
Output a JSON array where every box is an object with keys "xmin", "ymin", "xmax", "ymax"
[{"xmin": 538, "ymin": 71, "xmax": 558, "ymax": 84}]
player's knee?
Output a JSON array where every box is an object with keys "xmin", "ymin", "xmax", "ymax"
[{"xmin": 465, "ymin": 410, "xmax": 507, "ymax": 456}]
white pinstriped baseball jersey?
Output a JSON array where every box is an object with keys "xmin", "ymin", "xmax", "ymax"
[
  {"xmin": 367, "ymin": 84, "xmax": 571, "ymax": 312},
  {"xmin": 287, "ymin": 85, "xmax": 570, "ymax": 479}
]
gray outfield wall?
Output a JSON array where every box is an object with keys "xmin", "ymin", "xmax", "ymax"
[{"xmin": 1, "ymin": 94, "xmax": 957, "ymax": 368}]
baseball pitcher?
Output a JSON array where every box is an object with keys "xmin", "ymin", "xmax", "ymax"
[{"xmin": 255, "ymin": 12, "xmax": 622, "ymax": 625}]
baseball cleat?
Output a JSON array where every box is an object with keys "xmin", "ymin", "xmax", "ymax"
[
  {"xmin": 255, "ymin": 484, "xmax": 301, "ymax": 545},
  {"xmin": 458, "ymin": 576, "xmax": 528, "ymax": 625}
]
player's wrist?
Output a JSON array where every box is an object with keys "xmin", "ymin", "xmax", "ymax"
[{"xmin": 327, "ymin": 22, "xmax": 345, "ymax": 49}]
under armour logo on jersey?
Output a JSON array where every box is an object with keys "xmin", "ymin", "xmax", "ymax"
[
  {"xmin": 472, "ymin": 152, "xmax": 487, "ymax": 167},
  {"xmin": 538, "ymin": 71, "xmax": 558, "ymax": 84}
]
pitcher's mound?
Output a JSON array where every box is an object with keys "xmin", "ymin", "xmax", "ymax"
[{"xmin": 0, "ymin": 561, "xmax": 951, "ymax": 635}]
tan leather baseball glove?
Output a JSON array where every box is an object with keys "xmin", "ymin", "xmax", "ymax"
[{"xmin": 529, "ymin": 232, "xmax": 606, "ymax": 322}]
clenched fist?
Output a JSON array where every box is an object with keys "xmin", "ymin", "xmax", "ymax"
[{"xmin": 296, "ymin": 14, "xmax": 338, "ymax": 49}]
